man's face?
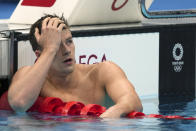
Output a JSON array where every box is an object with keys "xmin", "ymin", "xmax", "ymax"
[{"xmin": 50, "ymin": 29, "xmax": 76, "ymax": 75}]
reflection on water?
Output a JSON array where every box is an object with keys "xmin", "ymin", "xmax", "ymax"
[
  {"xmin": 158, "ymin": 99, "xmax": 196, "ymax": 131},
  {"xmin": 0, "ymin": 99, "xmax": 196, "ymax": 131}
]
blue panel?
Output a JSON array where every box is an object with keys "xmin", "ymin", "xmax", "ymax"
[
  {"xmin": 0, "ymin": 2, "xmax": 18, "ymax": 19},
  {"xmin": 149, "ymin": 0, "xmax": 196, "ymax": 11}
]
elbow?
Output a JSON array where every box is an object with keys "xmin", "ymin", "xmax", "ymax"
[
  {"xmin": 128, "ymin": 99, "xmax": 143, "ymax": 112},
  {"xmin": 138, "ymin": 102, "xmax": 143, "ymax": 112},
  {"xmin": 135, "ymin": 98, "xmax": 143, "ymax": 112},
  {"xmin": 8, "ymin": 94, "xmax": 28, "ymax": 112},
  {"xmin": 128, "ymin": 102, "xmax": 143, "ymax": 113}
]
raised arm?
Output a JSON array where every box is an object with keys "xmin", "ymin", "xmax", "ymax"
[
  {"xmin": 8, "ymin": 17, "xmax": 66, "ymax": 112},
  {"xmin": 99, "ymin": 61, "xmax": 143, "ymax": 118}
]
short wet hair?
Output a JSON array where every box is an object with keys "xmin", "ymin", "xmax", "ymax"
[{"xmin": 29, "ymin": 14, "xmax": 69, "ymax": 52}]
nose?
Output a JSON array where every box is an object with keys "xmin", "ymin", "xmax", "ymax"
[{"xmin": 61, "ymin": 42, "xmax": 71, "ymax": 56}]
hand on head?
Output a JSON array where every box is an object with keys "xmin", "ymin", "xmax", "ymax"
[{"xmin": 34, "ymin": 17, "xmax": 66, "ymax": 53}]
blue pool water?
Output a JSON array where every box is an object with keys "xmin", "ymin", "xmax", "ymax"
[{"xmin": 0, "ymin": 96, "xmax": 196, "ymax": 131}]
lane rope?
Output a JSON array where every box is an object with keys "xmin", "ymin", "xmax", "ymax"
[{"xmin": 0, "ymin": 92, "xmax": 195, "ymax": 120}]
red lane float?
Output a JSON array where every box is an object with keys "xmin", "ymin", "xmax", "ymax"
[
  {"xmin": 147, "ymin": 114, "xmax": 164, "ymax": 118},
  {"xmin": 31, "ymin": 97, "xmax": 105, "ymax": 116},
  {"xmin": 36, "ymin": 97, "xmax": 105, "ymax": 116},
  {"xmin": 54, "ymin": 101, "xmax": 85, "ymax": 115},
  {"xmin": 53, "ymin": 103, "xmax": 66, "ymax": 114},
  {"xmin": 126, "ymin": 111, "xmax": 145, "ymax": 118},
  {"xmin": 38, "ymin": 97, "xmax": 64, "ymax": 113},
  {"xmin": 127, "ymin": 111, "xmax": 196, "ymax": 120},
  {"xmin": 80, "ymin": 104, "xmax": 106, "ymax": 117},
  {"xmin": 1, "ymin": 92, "xmax": 196, "ymax": 120}
]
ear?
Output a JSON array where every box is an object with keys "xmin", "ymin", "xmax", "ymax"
[{"xmin": 35, "ymin": 50, "xmax": 41, "ymax": 58}]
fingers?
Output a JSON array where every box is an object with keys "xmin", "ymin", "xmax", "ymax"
[
  {"xmin": 47, "ymin": 18, "xmax": 63, "ymax": 27},
  {"xmin": 42, "ymin": 17, "xmax": 50, "ymax": 29},
  {"xmin": 47, "ymin": 18, "xmax": 57, "ymax": 27},
  {"xmin": 58, "ymin": 23, "xmax": 66, "ymax": 31},
  {"xmin": 53, "ymin": 19, "xmax": 63, "ymax": 28},
  {"xmin": 42, "ymin": 17, "xmax": 65, "ymax": 30}
]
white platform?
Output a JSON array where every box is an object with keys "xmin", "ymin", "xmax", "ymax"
[{"xmin": 10, "ymin": 0, "xmax": 144, "ymax": 25}]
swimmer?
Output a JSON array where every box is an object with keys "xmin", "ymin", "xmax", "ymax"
[{"xmin": 8, "ymin": 14, "xmax": 143, "ymax": 118}]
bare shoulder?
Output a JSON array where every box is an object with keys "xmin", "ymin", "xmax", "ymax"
[
  {"xmin": 97, "ymin": 61, "xmax": 125, "ymax": 75},
  {"xmin": 78, "ymin": 61, "xmax": 120, "ymax": 73},
  {"xmin": 11, "ymin": 66, "xmax": 32, "ymax": 82},
  {"xmin": 98, "ymin": 61, "xmax": 119, "ymax": 68},
  {"xmin": 96, "ymin": 61, "xmax": 127, "ymax": 82},
  {"xmin": 78, "ymin": 61, "xmax": 125, "ymax": 81}
]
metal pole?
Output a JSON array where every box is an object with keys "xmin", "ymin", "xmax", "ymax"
[{"xmin": 8, "ymin": 31, "xmax": 18, "ymax": 83}]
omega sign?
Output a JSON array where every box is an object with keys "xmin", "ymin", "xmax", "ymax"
[
  {"xmin": 112, "ymin": 0, "xmax": 129, "ymax": 11},
  {"xmin": 79, "ymin": 54, "xmax": 107, "ymax": 64},
  {"xmin": 172, "ymin": 43, "xmax": 184, "ymax": 72}
]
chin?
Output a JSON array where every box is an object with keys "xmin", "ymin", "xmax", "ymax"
[
  {"xmin": 64, "ymin": 69, "xmax": 74, "ymax": 74},
  {"xmin": 63, "ymin": 66, "xmax": 74, "ymax": 74}
]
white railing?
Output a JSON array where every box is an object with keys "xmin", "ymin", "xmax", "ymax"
[{"xmin": 0, "ymin": 38, "xmax": 9, "ymax": 78}]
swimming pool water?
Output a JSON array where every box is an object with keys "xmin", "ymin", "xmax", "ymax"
[{"xmin": 0, "ymin": 97, "xmax": 196, "ymax": 131}]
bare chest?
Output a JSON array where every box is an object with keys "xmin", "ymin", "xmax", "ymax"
[{"xmin": 40, "ymin": 78, "xmax": 105, "ymax": 105}]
